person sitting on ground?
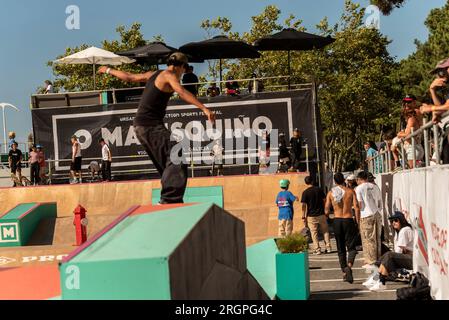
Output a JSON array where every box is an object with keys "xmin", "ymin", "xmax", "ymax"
[
  {"xmin": 301, "ymin": 176, "xmax": 332, "ymax": 255},
  {"xmin": 325, "ymin": 173, "xmax": 361, "ymax": 284},
  {"xmin": 276, "ymin": 179, "xmax": 299, "ymax": 238},
  {"xmin": 225, "ymin": 76, "xmax": 240, "ymax": 96},
  {"xmin": 182, "ymin": 65, "xmax": 199, "ymax": 96},
  {"xmin": 248, "ymin": 73, "xmax": 265, "ymax": 93},
  {"xmin": 88, "ymin": 161, "xmax": 101, "ymax": 182},
  {"xmin": 207, "ymin": 82, "xmax": 221, "ymax": 97},
  {"xmin": 365, "ymin": 211, "xmax": 414, "ymax": 292}
]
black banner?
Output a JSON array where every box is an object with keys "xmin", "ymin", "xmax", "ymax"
[{"xmin": 32, "ymin": 90, "xmax": 320, "ymax": 177}]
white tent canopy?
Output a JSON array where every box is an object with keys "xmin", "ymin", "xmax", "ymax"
[{"xmin": 53, "ymin": 46, "xmax": 135, "ymax": 89}]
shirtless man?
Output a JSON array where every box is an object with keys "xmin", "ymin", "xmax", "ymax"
[{"xmin": 325, "ymin": 172, "xmax": 361, "ymax": 284}]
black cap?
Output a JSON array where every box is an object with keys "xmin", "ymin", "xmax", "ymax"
[{"xmin": 388, "ymin": 211, "xmax": 405, "ymax": 221}]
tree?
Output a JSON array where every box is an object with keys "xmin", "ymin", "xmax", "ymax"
[
  {"xmin": 201, "ymin": 1, "xmax": 400, "ymax": 171},
  {"xmin": 371, "ymin": 0, "xmax": 407, "ymax": 15},
  {"xmin": 47, "ymin": 23, "xmax": 158, "ymax": 92},
  {"xmin": 395, "ymin": 1, "xmax": 449, "ymax": 101}
]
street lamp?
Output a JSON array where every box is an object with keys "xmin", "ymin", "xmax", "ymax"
[{"xmin": 0, "ymin": 103, "xmax": 20, "ymax": 153}]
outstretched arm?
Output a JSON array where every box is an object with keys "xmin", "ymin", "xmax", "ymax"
[
  {"xmin": 98, "ymin": 66, "xmax": 154, "ymax": 83},
  {"xmin": 166, "ymin": 72, "xmax": 215, "ymax": 124}
]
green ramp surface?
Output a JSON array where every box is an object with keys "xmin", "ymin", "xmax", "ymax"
[
  {"xmin": 152, "ymin": 186, "xmax": 223, "ymax": 208},
  {"xmin": 60, "ymin": 202, "xmax": 215, "ymax": 300},
  {"xmin": 246, "ymin": 238, "xmax": 278, "ymax": 300}
]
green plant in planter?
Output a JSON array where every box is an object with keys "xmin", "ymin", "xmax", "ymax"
[
  {"xmin": 276, "ymin": 232, "xmax": 309, "ymax": 254},
  {"xmin": 275, "ymin": 233, "xmax": 310, "ymax": 300}
]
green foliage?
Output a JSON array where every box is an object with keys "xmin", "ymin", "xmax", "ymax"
[
  {"xmin": 276, "ymin": 233, "xmax": 309, "ymax": 254},
  {"xmin": 371, "ymin": 0, "xmax": 407, "ymax": 15},
  {"xmin": 47, "ymin": 23, "xmax": 157, "ymax": 92},
  {"xmin": 201, "ymin": 1, "xmax": 401, "ymax": 171},
  {"xmin": 395, "ymin": 2, "xmax": 449, "ymax": 101}
]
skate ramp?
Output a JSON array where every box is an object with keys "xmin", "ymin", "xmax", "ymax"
[{"xmin": 59, "ymin": 203, "xmax": 269, "ymax": 300}]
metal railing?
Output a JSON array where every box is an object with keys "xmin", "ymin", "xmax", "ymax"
[
  {"xmin": 367, "ymin": 111, "xmax": 449, "ymax": 174},
  {"xmin": 2, "ymin": 145, "xmax": 311, "ymax": 184}
]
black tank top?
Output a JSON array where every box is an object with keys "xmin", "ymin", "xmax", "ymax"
[{"xmin": 134, "ymin": 70, "xmax": 173, "ymax": 126}]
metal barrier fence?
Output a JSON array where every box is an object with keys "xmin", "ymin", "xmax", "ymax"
[
  {"xmin": 1, "ymin": 145, "xmax": 311, "ymax": 184},
  {"xmin": 367, "ymin": 111, "xmax": 449, "ymax": 174}
]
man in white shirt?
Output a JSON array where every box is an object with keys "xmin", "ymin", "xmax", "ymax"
[
  {"xmin": 70, "ymin": 135, "xmax": 82, "ymax": 184},
  {"xmin": 99, "ymin": 138, "xmax": 112, "ymax": 182},
  {"xmin": 356, "ymin": 171, "xmax": 383, "ymax": 268},
  {"xmin": 211, "ymin": 140, "xmax": 224, "ymax": 176}
]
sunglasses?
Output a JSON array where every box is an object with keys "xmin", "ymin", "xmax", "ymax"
[{"xmin": 391, "ymin": 218, "xmax": 400, "ymax": 223}]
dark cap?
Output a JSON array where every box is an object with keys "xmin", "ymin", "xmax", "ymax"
[
  {"xmin": 402, "ymin": 94, "xmax": 416, "ymax": 103},
  {"xmin": 430, "ymin": 58, "xmax": 449, "ymax": 74},
  {"xmin": 388, "ymin": 211, "xmax": 405, "ymax": 221}
]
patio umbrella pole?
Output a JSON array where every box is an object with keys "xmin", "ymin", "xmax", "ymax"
[
  {"xmin": 219, "ymin": 59, "xmax": 223, "ymax": 91},
  {"xmin": 93, "ymin": 63, "xmax": 96, "ymax": 91},
  {"xmin": 288, "ymin": 50, "xmax": 291, "ymax": 90}
]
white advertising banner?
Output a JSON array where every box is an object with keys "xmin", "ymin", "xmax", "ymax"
[
  {"xmin": 425, "ymin": 167, "xmax": 449, "ymax": 300},
  {"xmin": 392, "ymin": 167, "xmax": 449, "ymax": 300}
]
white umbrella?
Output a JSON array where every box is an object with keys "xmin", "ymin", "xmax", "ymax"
[{"xmin": 53, "ymin": 46, "xmax": 136, "ymax": 90}]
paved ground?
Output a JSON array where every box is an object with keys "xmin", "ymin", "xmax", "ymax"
[{"xmin": 309, "ymin": 239, "xmax": 408, "ymax": 300}]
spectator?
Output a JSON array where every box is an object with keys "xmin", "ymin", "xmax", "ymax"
[
  {"xmin": 258, "ymin": 130, "xmax": 271, "ymax": 173},
  {"xmin": 325, "ymin": 173, "xmax": 361, "ymax": 284},
  {"xmin": 225, "ymin": 76, "xmax": 240, "ymax": 96},
  {"xmin": 301, "ymin": 176, "xmax": 332, "ymax": 255},
  {"xmin": 207, "ymin": 82, "xmax": 220, "ymax": 97},
  {"xmin": 44, "ymin": 80, "xmax": 54, "ymax": 94},
  {"xmin": 364, "ymin": 141, "xmax": 381, "ymax": 173},
  {"xmin": 211, "ymin": 139, "xmax": 224, "ymax": 176},
  {"xmin": 9, "ymin": 142, "xmax": 23, "ymax": 186},
  {"xmin": 88, "ymin": 161, "xmax": 101, "ymax": 182},
  {"xmin": 277, "ymin": 133, "xmax": 291, "ymax": 173},
  {"xmin": 276, "ymin": 179, "xmax": 299, "ymax": 238},
  {"xmin": 345, "ymin": 174, "xmax": 358, "ymax": 189},
  {"xmin": 8, "ymin": 132, "xmax": 16, "ymax": 150},
  {"xmin": 70, "ymin": 135, "xmax": 82, "ymax": 184},
  {"xmin": 248, "ymin": 73, "xmax": 265, "ymax": 94},
  {"xmin": 28, "ymin": 145, "xmax": 40, "ymax": 186},
  {"xmin": 182, "ymin": 65, "xmax": 199, "ymax": 96},
  {"xmin": 365, "ymin": 211, "xmax": 414, "ymax": 292},
  {"xmin": 99, "ymin": 138, "xmax": 112, "ymax": 182},
  {"xmin": 420, "ymin": 58, "xmax": 449, "ymax": 123},
  {"xmin": 356, "ymin": 171, "xmax": 383, "ymax": 269},
  {"xmin": 397, "ymin": 98, "xmax": 424, "ymax": 169},
  {"xmin": 36, "ymin": 145, "xmax": 47, "ymax": 183},
  {"xmin": 289, "ymin": 129, "xmax": 303, "ymax": 172}
]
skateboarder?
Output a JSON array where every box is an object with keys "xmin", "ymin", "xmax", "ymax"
[{"xmin": 98, "ymin": 52, "xmax": 215, "ymax": 204}]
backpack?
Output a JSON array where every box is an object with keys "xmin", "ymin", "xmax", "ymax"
[{"xmin": 396, "ymin": 272, "xmax": 432, "ymax": 300}]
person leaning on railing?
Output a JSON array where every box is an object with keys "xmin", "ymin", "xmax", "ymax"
[{"xmin": 419, "ymin": 58, "xmax": 449, "ymax": 164}]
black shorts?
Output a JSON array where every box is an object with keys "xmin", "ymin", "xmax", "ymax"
[
  {"xmin": 71, "ymin": 157, "xmax": 82, "ymax": 171},
  {"xmin": 381, "ymin": 251, "xmax": 413, "ymax": 272},
  {"xmin": 11, "ymin": 163, "xmax": 21, "ymax": 174}
]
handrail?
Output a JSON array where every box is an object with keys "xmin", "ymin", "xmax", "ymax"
[{"xmin": 367, "ymin": 111, "xmax": 449, "ymax": 173}]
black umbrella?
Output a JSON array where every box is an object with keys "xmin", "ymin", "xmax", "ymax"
[
  {"xmin": 254, "ymin": 28, "xmax": 335, "ymax": 87},
  {"xmin": 180, "ymin": 35, "xmax": 260, "ymax": 84},
  {"xmin": 117, "ymin": 41, "xmax": 203, "ymax": 66}
]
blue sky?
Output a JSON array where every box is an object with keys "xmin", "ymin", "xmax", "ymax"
[{"xmin": 0, "ymin": 0, "xmax": 446, "ymax": 143}]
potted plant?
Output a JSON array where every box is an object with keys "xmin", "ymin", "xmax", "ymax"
[{"xmin": 275, "ymin": 232, "xmax": 310, "ymax": 300}]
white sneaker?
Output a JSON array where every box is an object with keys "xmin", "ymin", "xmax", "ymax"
[
  {"xmin": 369, "ymin": 280, "xmax": 387, "ymax": 292},
  {"xmin": 363, "ymin": 273, "xmax": 379, "ymax": 288}
]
